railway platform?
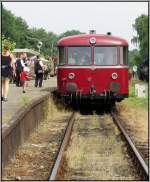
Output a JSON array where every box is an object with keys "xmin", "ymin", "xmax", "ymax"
[{"xmin": 2, "ymin": 77, "xmax": 57, "ymax": 125}]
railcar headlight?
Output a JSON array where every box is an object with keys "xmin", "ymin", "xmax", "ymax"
[
  {"xmin": 68, "ymin": 73, "xmax": 75, "ymax": 79},
  {"xmin": 112, "ymin": 73, "xmax": 118, "ymax": 79}
]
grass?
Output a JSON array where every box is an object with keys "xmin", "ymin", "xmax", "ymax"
[
  {"xmin": 116, "ymin": 80, "xmax": 148, "ymax": 156},
  {"xmin": 80, "ymin": 151, "xmax": 87, "ymax": 162},
  {"xmin": 127, "ymin": 79, "xmax": 148, "ymax": 109},
  {"xmin": 20, "ymin": 96, "xmax": 29, "ymax": 106},
  {"xmin": 42, "ymin": 100, "xmax": 49, "ymax": 121},
  {"xmin": 90, "ymin": 112, "xmax": 100, "ymax": 129}
]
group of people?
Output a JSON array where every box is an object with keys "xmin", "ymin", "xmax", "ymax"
[
  {"xmin": 2, "ymin": 45, "xmax": 47, "ymax": 102},
  {"xmin": 15, "ymin": 53, "xmax": 29, "ymax": 91}
]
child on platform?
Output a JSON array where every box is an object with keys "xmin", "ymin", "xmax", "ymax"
[{"xmin": 20, "ymin": 66, "xmax": 29, "ymax": 93}]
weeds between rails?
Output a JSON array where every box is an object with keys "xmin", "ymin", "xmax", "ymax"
[{"xmin": 48, "ymin": 108, "xmax": 147, "ymax": 179}]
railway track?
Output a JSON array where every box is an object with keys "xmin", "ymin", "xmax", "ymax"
[
  {"xmin": 49, "ymin": 112, "xmax": 76, "ymax": 180},
  {"xmin": 48, "ymin": 110, "xmax": 149, "ymax": 180},
  {"xmin": 110, "ymin": 111, "xmax": 148, "ymax": 178}
]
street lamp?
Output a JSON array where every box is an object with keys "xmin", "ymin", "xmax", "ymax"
[{"xmin": 37, "ymin": 41, "xmax": 43, "ymax": 53}]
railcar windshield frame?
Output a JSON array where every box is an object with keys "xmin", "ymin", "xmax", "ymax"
[
  {"xmin": 58, "ymin": 46, "xmax": 66, "ymax": 65},
  {"xmin": 59, "ymin": 45, "xmax": 128, "ymax": 66},
  {"xmin": 120, "ymin": 46, "xmax": 128, "ymax": 65}
]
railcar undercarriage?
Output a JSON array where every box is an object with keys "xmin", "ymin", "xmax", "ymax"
[{"xmin": 58, "ymin": 91, "xmax": 128, "ymax": 106}]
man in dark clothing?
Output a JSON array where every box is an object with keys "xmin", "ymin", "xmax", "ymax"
[
  {"xmin": 34, "ymin": 56, "xmax": 44, "ymax": 87},
  {"xmin": 15, "ymin": 53, "xmax": 25, "ymax": 87},
  {"xmin": 22, "ymin": 53, "xmax": 28, "ymax": 66}
]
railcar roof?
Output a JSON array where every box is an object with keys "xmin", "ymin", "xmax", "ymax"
[{"xmin": 57, "ymin": 34, "xmax": 128, "ymax": 46}]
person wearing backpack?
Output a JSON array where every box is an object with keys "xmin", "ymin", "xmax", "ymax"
[
  {"xmin": 15, "ymin": 53, "xmax": 26, "ymax": 87},
  {"xmin": 34, "ymin": 55, "xmax": 44, "ymax": 87}
]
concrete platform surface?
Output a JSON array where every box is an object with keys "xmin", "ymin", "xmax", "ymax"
[{"xmin": 2, "ymin": 77, "xmax": 57, "ymax": 125}]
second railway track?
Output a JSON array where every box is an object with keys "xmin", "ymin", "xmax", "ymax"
[
  {"xmin": 111, "ymin": 110, "xmax": 148, "ymax": 178},
  {"xmin": 49, "ymin": 109, "xmax": 149, "ymax": 180}
]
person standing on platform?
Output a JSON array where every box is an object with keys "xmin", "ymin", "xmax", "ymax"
[
  {"xmin": 15, "ymin": 53, "xmax": 26, "ymax": 87},
  {"xmin": 22, "ymin": 53, "xmax": 28, "ymax": 66},
  {"xmin": 34, "ymin": 55, "xmax": 44, "ymax": 87},
  {"xmin": 20, "ymin": 66, "xmax": 29, "ymax": 93}
]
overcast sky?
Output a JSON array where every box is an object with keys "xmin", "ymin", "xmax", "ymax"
[{"xmin": 3, "ymin": 2, "xmax": 148, "ymax": 50}]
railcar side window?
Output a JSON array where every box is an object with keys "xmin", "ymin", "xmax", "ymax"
[
  {"xmin": 120, "ymin": 47, "xmax": 128, "ymax": 65},
  {"xmin": 68, "ymin": 47, "xmax": 92, "ymax": 65},
  {"xmin": 94, "ymin": 47, "xmax": 117, "ymax": 65},
  {"xmin": 59, "ymin": 47, "xmax": 65, "ymax": 65}
]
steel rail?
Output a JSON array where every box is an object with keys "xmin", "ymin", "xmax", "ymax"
[
  {"xmin": 111, "ymin": 111, "xmax": 149, "ymax": 178},
  {"xmin": 49, "ymin": 112, "xmax": 75, "ymax": 180}
]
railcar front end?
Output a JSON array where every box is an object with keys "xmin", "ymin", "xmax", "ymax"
[{"xmin": 57, "ymin": 34, "xmax": 129, "ymax": 104}]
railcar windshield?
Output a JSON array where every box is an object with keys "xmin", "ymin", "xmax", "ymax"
[
  {"xmin": 94, "ymin": 47, "xmax": 117, "ymax": 65},
  {"xmin": 68, "ymin": 47, "xmax": 92, "ymax": 65}
]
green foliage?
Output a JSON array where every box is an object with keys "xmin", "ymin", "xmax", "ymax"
[
  {"xmin": 2, "ymin": 5, "xmax": 29, "ymax": 48},
  {"xmin": 131, "ymin": 14, "xmax": 148, "ymax": 64},
  {"xmin": 27, "ymin": 28, "xmax": 58, "ymax": 56},
  {"xmin": 2, "ymin": 35, "xmax": 16, "ymax": 51},
  {"xmin": 128, "ymin": 80, "xmax": 148, "ymax": 109},
  {"xmin": 58, "ymin": 30, "xmax": 85, "ymax": 39},
  {"xmin": 128, "ymin": 49, "xmax": 141, "ymax": 67},
  {"xmin": 2, "ymin": 5, "xmax": 84, "ymax": 58},
  {"xmin": 127, "ymin": 96, "xmax": 148, "ymax": 109}
]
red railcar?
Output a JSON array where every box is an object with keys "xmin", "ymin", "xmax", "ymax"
[{"xmin": 57, "ymin": 33, "xmax": 128, "ymax": 104}]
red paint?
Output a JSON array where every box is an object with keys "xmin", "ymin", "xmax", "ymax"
[
  {"xmin": 57, "ymin": 68, "xmax": 128, "ymax": 95},
  {"xmin": 57, "ymin": 34, "xmax": 128, "ymax": 100},
  {"xmin": 58, "ymin": 34, "xmax": 128, "ymax": 46}
]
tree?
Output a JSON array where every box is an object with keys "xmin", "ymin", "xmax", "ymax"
[
  {"xmin": 128, "ymin": 49, "xmax": 141, "ymax": 66},
  {"xmin": 2, "ymin": 5, "xmax": 29, "ymax": 48},
  {"xmin": 28, "ymin": 28, "xmax": 58, "ymax": 56},
  {"xmin": 131, "ymin": 14, "xmax": 148, "ymax": 63},
  {"xmin": 2, "ymin": 35, "xmax": 16, "ymax": 51},
  {"xmin": 14, "ymin": 17, "xmax": 29, "ymax": 48},
  {"xmin": 2, "ymin": 6, "xmax": 85, "ymax": 57},
  {"xmin": 58, "ymin": 30, "xmax": 85, "ymax": 40},
  {"xmin": 2, "ymin": 5, "xmax": 16, "ymax": 40}
]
